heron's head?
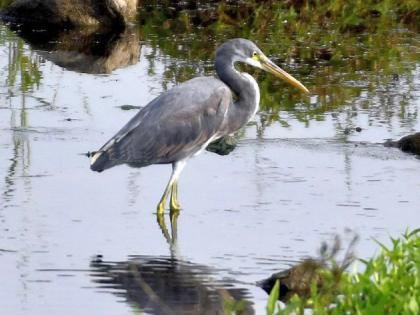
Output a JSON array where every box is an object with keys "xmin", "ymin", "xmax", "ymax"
[{"xmin": 216, "ymin": 38, "xmax": 309, "ymax": 94}]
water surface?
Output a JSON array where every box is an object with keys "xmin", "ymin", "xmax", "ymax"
[{"xmin": 0, "ymin": 5, "xmax": 419, "ymax": 314}]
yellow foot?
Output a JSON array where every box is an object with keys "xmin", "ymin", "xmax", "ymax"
[
  {"xmin": 170, "ymin": 200, "xmax": 181, "ymax": 211},
  {"xmin": 156, "ymin": 212, "xmax": 165, "ymax": 226},
  {"xmin": 157, "ymin": 200, "xmax": 166, "ymax": 214},
  {"xmin": 170, "ymin": 209, "xmax": 180, "ymax": 225},
  {"xmin": 170, "ymin": 182, "xmax": 181, "ymax": 211}
]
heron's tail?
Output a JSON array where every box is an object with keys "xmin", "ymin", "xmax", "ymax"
[{"xmin": 90, "ymin": 150, "xmax": 115, "ymax": 172}]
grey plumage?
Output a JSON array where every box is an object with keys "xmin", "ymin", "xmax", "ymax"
[
  {"xmin": 90, "ymin": 38, "xmax": 309, "ymax": 212},
  {"xmin": 90, "ymin": 77, "xmax": 232, "ymax": 171}
]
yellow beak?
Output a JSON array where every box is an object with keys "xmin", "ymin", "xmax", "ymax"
[{"xmin": 260, "ymin": 55, "xmax": 310, "ymax": 94}]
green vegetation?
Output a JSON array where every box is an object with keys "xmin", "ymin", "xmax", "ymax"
[
  {"xmin": 267, "ymin": 229, "xmax": 420, "ymax": 315},
  {"xmin": 0, "ymin": 0, "xmax": 418, "ymax": 127},
  {"xmin": 138, "ymin": 0, "xmax": 419, "ymax": 127}
]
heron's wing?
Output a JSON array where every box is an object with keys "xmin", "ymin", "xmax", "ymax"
[{"xmin": 91, "ymin": 77, "xmax": 232, "ymax": 171}]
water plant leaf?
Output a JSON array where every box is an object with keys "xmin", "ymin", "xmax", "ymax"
[{"xmin": 266, "ymin": 280, "xmax": 280, "ymax": 315}]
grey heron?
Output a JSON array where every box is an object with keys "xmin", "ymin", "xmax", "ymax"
[{"xmin": 90, "ymin": 38, "xmax": 309, "ymax": 213}]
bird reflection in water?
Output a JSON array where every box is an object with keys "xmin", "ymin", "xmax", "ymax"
[
  {"xmin": 90, "ymin": 255, "xmax": 254, "ymax": 315},
  {"xmin": 156, "ymin": 210, "xmax": 180, "ymax": 253}
]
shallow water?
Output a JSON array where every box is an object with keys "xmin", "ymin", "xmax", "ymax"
[{"xmin": 0, "ymin": 6, "xmax": 419, "ymax": 315}]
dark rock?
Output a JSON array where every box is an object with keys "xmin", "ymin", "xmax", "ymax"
[
  {"xmin": 384, "ymin": 132, "xmax": 420, "ymax": 155},
  {"xmin": 258, "ymin": 258, "xmax": 325, "ymax": 302},
  {"xmin": 206, "ymin": 135, "xmax": 238, "ymax": 156}
]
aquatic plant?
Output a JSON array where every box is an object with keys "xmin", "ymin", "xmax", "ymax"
[{"xmin": 267, "ymin": 229, "xmax": 420, "ymax": 315}]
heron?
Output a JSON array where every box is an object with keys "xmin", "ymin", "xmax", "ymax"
[{"xmin": 90, "ymin": 38, "xmax": 309, "ymax": 213}]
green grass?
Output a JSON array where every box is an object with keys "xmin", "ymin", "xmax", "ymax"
[
  {"xmin": 267, "ymin": 229, "xmax": 420, "ymax": 315},
  {"xmin": 137, "ymin": 0, "xmax": 419, "ymax": 128}
]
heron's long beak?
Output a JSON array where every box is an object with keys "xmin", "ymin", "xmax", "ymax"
[{"xmin": 260, "ymin": 56, "xmax": 309, "ymax": 94}]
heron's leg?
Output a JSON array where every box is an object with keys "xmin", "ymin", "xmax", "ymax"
[
  {"xmin": 157, "ymin": 160, "xmax": 187, "ymax": 213},
  {"xmin": 157, "ymin": 183, "xmax": 172, "ymax": 214},
  {"xmin": 170, "ymin": 181, "xmax": 180, "ymax": 210},
  {"xmin": 169, "ymin": 160, "xmax": 186, "ymax": 211}
]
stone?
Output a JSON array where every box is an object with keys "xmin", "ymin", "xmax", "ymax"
[{"xmin": 384, "ymin": 132, "xmax": 420, "ymax": 156}]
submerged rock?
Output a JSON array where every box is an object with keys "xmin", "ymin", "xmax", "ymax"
[
  {"xmin": 1, "ymin": 0, "xmax": 138, "ymax": 28},
  {"xmin": 384, "ymin": 132, "xmax": 420, "ymax": 156},
  {"xmin": 206, "ymin": 135, "xmax": 238, "ymax": 156}
]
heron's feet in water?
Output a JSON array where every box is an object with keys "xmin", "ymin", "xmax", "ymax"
[
  {"xmin": 157, "ymin": 199, "xmax": 166, "ymax": 214},
  {"xmin": 157, "ymin": 182, "xmax": 181, "ymax": 213},
  {"xmin": 157, "ymin": 201, "xmax": 181, "ymax": 213},
  {"xmin": 170, "ymin": 182, "xmax": 181, "ymax": 211},
  {"xmin": 170, "ymin": 200, "xmax": 181, "ymax": 211}
]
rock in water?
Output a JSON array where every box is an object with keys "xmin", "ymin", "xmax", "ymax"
[
  {"xmin": 384, "ymin": 132, "xmax": 420, "ymax": 156},
  {"xmin": 206, "ymin": 135, "xmax": 238, "ymax": 156},
  {"xmin": 258, "ymin": 233, "xmax": 358, "ymax": 302},
  {"xmin": 258, "ymin": 259, "xmax": 326, "ymax": 302}
]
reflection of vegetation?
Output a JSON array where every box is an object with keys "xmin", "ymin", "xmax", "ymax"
[
  {"xmin": 2, "ymin": 96, "xmax": 32, "ymax": 207},
  {"xmin": 267, "ymin": 229, "xmax": 420, "ymax": 315},
  {"xmin": 0, "ymin": 26, "xmax": 42, "ymax": 92},
  {"xmin": 138, "ymin": 1, "xmax": 419, "ymax": 127},
  {"xmin": 1, "ymin": 1, "xmax": 418, "ymax": 129},
  {"xmin": 0, "ymin": 25, "xmax": 36, "ymax": 207}
]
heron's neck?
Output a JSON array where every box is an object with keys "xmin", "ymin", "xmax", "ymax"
[{"xmin": 215, "ymin": 59, "xmax": 260, "ymax": 121}]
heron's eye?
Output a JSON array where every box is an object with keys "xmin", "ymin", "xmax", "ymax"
[{"xmin": 252, "ymin": 51, "xmax": 258, "ymax": 58}]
